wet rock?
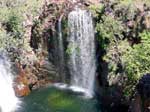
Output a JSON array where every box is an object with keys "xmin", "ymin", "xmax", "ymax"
[
  {"xmin": 133, "ymin": 74, "xmax": 150, "ymax": 112},
  {"xmin": 129, "ymin": 94, "xmax": 142, "ymax": 112},
  {"xmin": 14, "ymin": 73, "xmax": 31, "ymax": 97},
  {"xmin": 14, "ymin": 57, "xmax": 58, "ymax": 96},
  {"xmin": 137, "ymin": 74, "xmax": 150, "ymax": 98},
  {"xmin": 144, "ymin": 99, "xmax": 150, "ymax": 112},
  {"xmin": 14, "ymin": 83, "xmax": 30, "ymax": 97}
]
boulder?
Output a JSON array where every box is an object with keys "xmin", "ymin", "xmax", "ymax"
[{"xmin": 14, "ymin": 83, "xmax": 30, "ymax": 97}]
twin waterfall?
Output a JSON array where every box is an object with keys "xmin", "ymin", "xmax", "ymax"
[
  {"xmin": 0, "ymin": 54, "xmax": 19, "ymax": 112},
  {"xmin": 56, "ymin": 8, "xmax": 96, "ymax": 97},
  {"xmin": 0, "ymin": 8, "xmax": 96, "ymax": 112}
]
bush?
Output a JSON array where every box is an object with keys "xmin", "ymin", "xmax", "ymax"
[
  {"xmin": 122, "ymin": 31, "xmax": 150, "ymax": 97},
  {"xmin": 0, "ymin": 0, "xmax": 43, "ymax": 65},
  {"xmin": 103, "ymin": 30, "xmax": 150, "ymax": 98},
  {"xmin": 90, "ymin": 0, "xmax": 150, "ymax": 98},
  {"xmin": 6, "ymin": 13, "xmax": 24, "ymax": 38},
  {"xmin": 96, "ymin": 15, "xmax": 124, "ymax": 48}
]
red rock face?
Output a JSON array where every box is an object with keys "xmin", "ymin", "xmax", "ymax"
[
  {"xmin": 13, "ymin": 63, "xmax": 32, "ymax": 97},
  {"xmin": 13, "ymin": 57, "xmax": 52, "ymax": 97},
  {"xmin": 14, "ymin": 84, "xmax": 30, "ymax": 97},
  {"xmin": 13, "ymin": 71, "xmax": 31, "ymax": 97}
]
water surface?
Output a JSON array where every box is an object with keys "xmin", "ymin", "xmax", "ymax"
[{"xmin": 17, "ymin": 86, "xmax": 101, "ymax": 112}]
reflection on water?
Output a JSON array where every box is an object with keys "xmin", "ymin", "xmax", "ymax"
[{"xmin": 17, "ymin": 86, "xmax": 101, "ymax": 112}]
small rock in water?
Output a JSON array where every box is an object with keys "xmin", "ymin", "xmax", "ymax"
[{"xmin": 14, "ymin": 83, "xmax": 30, "ymax": 97}]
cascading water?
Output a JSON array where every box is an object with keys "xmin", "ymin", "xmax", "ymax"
[
  {"xmin": 57, "ymin": 15, "xmax": 66, "ymax": 81},
  {"xmin": 0, "ymin": 54, "xmax": 19, "ymax": 112},
  {"xmin": 67, "ymin": 8, "xmax": 96, "ymax": 97}
]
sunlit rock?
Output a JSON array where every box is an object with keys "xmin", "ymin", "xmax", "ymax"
[{"xmin": 14, "ymin": 83, "xmax": 30, "ymax": 97}]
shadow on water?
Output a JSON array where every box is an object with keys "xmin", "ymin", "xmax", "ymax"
[{"xmin": 16, "ymin": 86, "xmax": 102, "ymax": 112}]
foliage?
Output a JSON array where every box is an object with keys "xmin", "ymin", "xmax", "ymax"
[
  {"xmin": 122, "ymin": 31, "xmax": 150, "ymax": 97},
  {"xmin": 0, "ymin": 0, "xmax": 43, "ymax": 38},
  {"xmin": 89, "ymin": 4, "xmax": 104, "ymax": 18},
  {"xmin": 114, "ymin": 0, "xmax": 138, "ymax": 20},
  {"xmin": 96, "ymin": 15, "xmax": 124, "ymax": 49},
  {"xmin": 0, "ymin": 0, "xmax": 43, "ymax": 65},
  {"xmin": 123, "ymin": 34, "xmax": 150, "ymax": 81},
  {"xmin": 91, "ymin": 0, "xmax": 150, "ymax": 99},
  {"xmin": 103, "ymin": 30, "xmax": 150, "ymax": 98},
  {"xmin": 6, "ymin": 13, "xmax": 24, "ymax": 38},
  {"xmin": 0, "ymin": 29, "xmax": 37, "ymax": 65},
  {"xmin": 0, "ymin": 30, "xmax": 20, "ymax": 50},
  {"xmin": 104, "ymin": 40, "xmax": 129, "ymax": 85},
  {"xmin": 0, "ymin": 0, "xmax": 43, "ymax": 18}
]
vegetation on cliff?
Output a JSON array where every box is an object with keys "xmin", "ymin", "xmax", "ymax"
[{"xmin": 90, "ymin": 0, "xmax": 150, "ymax": 99}]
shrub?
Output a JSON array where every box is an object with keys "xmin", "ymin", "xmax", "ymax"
[
  {"xmin": 91, "ymin": 0, "xmax": 150, "ymax": 98},
  {"xmin": 96, "ymin": 15, "xmax": 124, "ymax": 48},
  {"xmin": 122, "ymin": 31, "xmax": 150, "ymax": 97},
  {"xmin": 0, "ymin": 0, "xmax": 43, "ymax": 65},
  {"xmin": 6, "ymin": 13, "xmax": 24, "ymax": 38},
  {"xmin": 104, "ymin": 30, "xmax": 150, "ymax": 98}
]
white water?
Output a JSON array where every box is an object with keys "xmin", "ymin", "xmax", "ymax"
[
  {"xmin": 67, "ymin": 8, "xmax": 96, "ymax": 96},
  {"xmin": 0, "ymin": 54, "xmax": 20, "ymax": 112},
  {"xmin": 57, "ymin": 15, "xmax": 66, "ymax": 81},
  {"xmin": 53, "ymin": 83, "xmax": 93, "ymax": 98}
]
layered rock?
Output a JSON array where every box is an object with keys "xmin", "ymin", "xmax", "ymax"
[{"xmin": 13, "ymin": 54, "xmax": 59, "ymax": 97}]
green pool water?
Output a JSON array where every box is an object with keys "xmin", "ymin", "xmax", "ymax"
[{"xmin": 16, "ymin": 86, "xmax": 101, "ymax": 112}]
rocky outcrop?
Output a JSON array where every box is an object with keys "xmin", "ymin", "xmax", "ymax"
[
  {"xmin": 14, "ymin": 83, "xmax": 31, "ymax": 97},
  {"xmin": 137, "ymin": 74, "xmax": 150, "ymax": 112},
  {"xmin": 129, "ymin": 74, "xmax": 150, "ymax": 112},
  {"xmin": 13, "ymin": 53, "xmax": 59, "ymax": 97},
  {"xmin": 129, "ymin": 94, "xmax": 142, "ymax": 112},
  {"xmin": 13, "ymin": 68, "xmax": 31, "ymax": 97}
]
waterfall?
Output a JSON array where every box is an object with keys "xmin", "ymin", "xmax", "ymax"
[
  {"xmin": 0, "ymin": 53, "xmax": 20, "ymax": 112},
  {"xmin": 67, "ymin": 8, "xmax": 96, "ymax": 97},
  {"xmin": 57, "ymin": 15, "xmax": 66, "ymax": 81}
]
